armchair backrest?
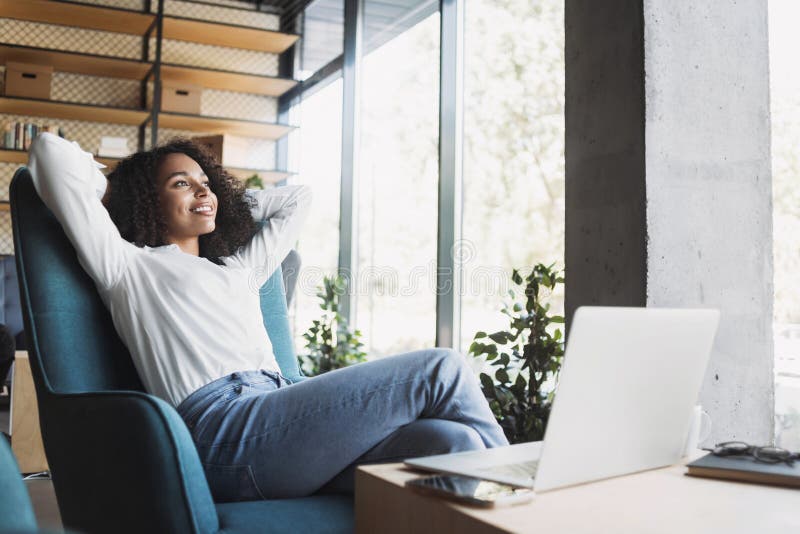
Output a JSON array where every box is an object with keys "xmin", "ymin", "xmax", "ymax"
[
  {"xmin": 12, "ymin": 168, "xmax": 218, "ymax": 533},
  {"xmin": 11, "ymin": 168, "xmax": 142, "ymax": 396},
  {"xmin": 260, "ymin": 262, "xmax": 303, "ymax": 383},
  {"xmin": 0, "ymin": 254, "xmax": 26, "ymax": 350}
]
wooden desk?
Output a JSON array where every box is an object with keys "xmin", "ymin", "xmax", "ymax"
[{"xmin": 355, "ymin": 455, "xmax": 800, "ymax": 533}]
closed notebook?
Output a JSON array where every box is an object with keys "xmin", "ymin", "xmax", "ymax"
[{"xmin": 687, "ymin": 453, "xmax": 800, "ymax": 488}]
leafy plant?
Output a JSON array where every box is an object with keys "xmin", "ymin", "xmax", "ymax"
[
  {"xmin": 300, "ymin": 275, "xmax": 367, "ymax": 376},
  {"xmin": 244, "ymin": 173, "xmax": 264, "ymax": 190},
  {"xmin": 469, "ymin": 263, "xmax": 565, "ymax": 444}
]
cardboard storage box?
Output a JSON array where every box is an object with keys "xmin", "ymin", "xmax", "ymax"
[
  {"xmin": 4, "ymin": 61, "xmax": 53, "ymax": 100},
  {"xmin": 192, "ymin": 134, "xmax": 250, "ymax": 167},
  {"xmin": 148, "ymin": 81, "xmax": 202, "ymax": 114}
]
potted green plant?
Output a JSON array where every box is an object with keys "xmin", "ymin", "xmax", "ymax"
[
  {"xmin": 300, "ymin": 275, "xmax": 367, "ymax": 376},
  {"xmin": 469, "ymin": 263, "xmax": 565, "ymax": 444},
  {"xmin": 244, "ymin": 173, "xmax": 264, "ymax": 190}
]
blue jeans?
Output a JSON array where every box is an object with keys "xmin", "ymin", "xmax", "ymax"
[{"xmin": 176, "ymin": 348, "xmax": 508, "ymax": 501}]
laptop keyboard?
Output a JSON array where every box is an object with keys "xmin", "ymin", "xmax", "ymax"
[{"xmin": 476, "ymin": 459, "xmax": 539, "ymax": 480}]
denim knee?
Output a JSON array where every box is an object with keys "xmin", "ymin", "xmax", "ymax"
[
  {"xmin": 428, "ymin": 347, "xmax": 473, "ymax": 384},
  {"xmin": 446, "ymin": 424, "xmax": 485, "ymax": 452},
  {"xmin": 430, "ymin": 347, "xmax": 467, "ymax": 372},
  {"xmin": 401, "ymin": 419, "xmax": 485, "ymax": 455},
  {"xmin": 420, "ymin": 419, "xmax": 485, "ymax": 454}
]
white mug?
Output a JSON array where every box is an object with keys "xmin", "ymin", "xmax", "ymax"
[{"xmin": 683, "ymin": 404, "xmax": 712, "ymax": 456}]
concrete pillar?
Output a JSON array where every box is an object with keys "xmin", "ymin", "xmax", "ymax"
[
  {"xmin": 564, "ymin": 1, "xmax": 647, "ymax": 318},
  {"xmin": 566, "ymin": 0, "xmax": 774, "ymax": 444}
]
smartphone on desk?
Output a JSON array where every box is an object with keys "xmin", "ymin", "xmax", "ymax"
[{"xmin": 405, "ymin": 474, "xmax": 534, "ymax": 508}]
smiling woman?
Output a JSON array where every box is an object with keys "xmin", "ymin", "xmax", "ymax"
[
  {"xmin": 103, "ymin": 138, "xmax": 258, "ymax": 260},
  {"xmin": 156, "ymin": 153, "xmax": 219, "ymax": 256}
]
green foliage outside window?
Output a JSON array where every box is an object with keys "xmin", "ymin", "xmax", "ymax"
[
  {"xmin": 244, "ymin": 173, "xmax": 264, "ymax": 190},
  {"xmin": 300, "ymin": 275, "xmax": 367, "ymax": 376},
  {"xmin": 469, "ymin": 263, "xmax": 565, "ymax": 444}
]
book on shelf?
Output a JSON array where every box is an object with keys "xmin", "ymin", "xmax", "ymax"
[
  {"xmin": 686, "ymin": 452, "xmax": 800, "ymax": 489},
  {"xmin": 3, "ymin": 124, "xmax": 12, "ymax": 149},
  {"xmin": 23, "ymin": 123, "xmax": 38, "ymax": 150},
  {"xmin": 1, "ymin": 122, "xmax": 65, "ymax": 150}
]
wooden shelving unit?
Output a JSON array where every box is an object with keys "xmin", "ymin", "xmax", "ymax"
[
  {"xmin": 226, "ymin": 167, "xmax": 295, "ymax": 184},
  {"xmin": 160, "ymin": 64, "xmax": 297, "ymax": 97},
  {"xmin": 0, "ymin": 44, "xmax": 299, "ymax": 97},
  {"xmin": 162, "ymin": 16, "xmax": 298, "ymax": 54},
  {"xmin": 0, "ymin": 0, "xmax": 300, "ymax": 181},
  {"xmin": 0, "ymin": 0, "xmax": 155, "ymax": 36},
  {"xmin": 0, "ymin": 96, "xmax": 148, "ymax": 125},
  {"xmin": 0, "ymin": 44, "xmax": 151, "ymax": 80},
  {"xmin": 1, "ymin": 148, "xmax": 291, "ymax": 185},
  {"xmin": 0, "ymin": 149, "xmax": 28, "ymax": 165},
  {"xmin": 0, "ymin": 0, "xmax": 298, "ymax": 53},
  {"xmin": 158, "ymin": 112, "xmax": 294, "ymax": 140},
  {"xmin": 1, "ymin": 147, "xmax": 123, "ymax": 170},
  {"xmin": 0, "ymin": 96, "xmax": 293, "ymax": 140}
]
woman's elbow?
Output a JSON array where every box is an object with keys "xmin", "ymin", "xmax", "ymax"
[{"xmin": 297, "ymin": 184, "xmax": 313, "ymax": 212}]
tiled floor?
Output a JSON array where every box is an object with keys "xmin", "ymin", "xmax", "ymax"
[{"xmin": 26, "ymin": 479, "xmax": 62, "ymax": 530}]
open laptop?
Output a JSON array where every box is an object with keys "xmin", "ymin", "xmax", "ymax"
[{"xmin": 405, "ymin": 306, "xmax": 720, "ymax": 492}]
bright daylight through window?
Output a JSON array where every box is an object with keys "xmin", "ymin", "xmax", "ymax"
[
  {"xmin": 356, "ymin": 6, "xmax": 440, "ymax": 357},
  {"xmin": 769, "ymin": 0, "xmax": 800, "ymax": 449},
  {"xmin": 460, "ymin": 0, "xmax": 565, "ymax": 355},
  {"xmin": 289, "ymin": 0, "xmax": 566, "ymax": 366}
]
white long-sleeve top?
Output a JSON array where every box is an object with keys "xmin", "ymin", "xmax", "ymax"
[{"xmin": 27, "ymin": 133, "xmax": 312, "ymax": 407}]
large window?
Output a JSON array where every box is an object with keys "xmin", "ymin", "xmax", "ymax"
[
  {"xmin": 299, "ymin": 0, "xmax": 344, "ymax": 79},
  {"xmin": 769, "ymin": 0, "xmax": 800, "ymax": 449},
  {"xmin": 355, "ymin": 5, "xmax": 440, "ymax": 357},
  {"xmin": 459, "ymin": 0, "xmax": 566, "ymax": 352},
  {"xmin": 289, "ymin": 78, "xmax": 343, "ymax": 351},
  {"xmin": 291, "ymin": 0, "xmax": 565, "ymax": 360}
]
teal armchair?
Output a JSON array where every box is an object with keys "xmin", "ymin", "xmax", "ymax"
[
  {"xmin": 9, "ymin": 168, "xmax": 352, "ymax": 534},
  {"xmin": 0, "ymin": 436, "xmax": 38, "ymax": 532}
]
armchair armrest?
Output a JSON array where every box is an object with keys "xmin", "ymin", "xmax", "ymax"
[
  {"xmin": 42, "ymin": 391, "xmax": 219, "ymax": 534},
  {"xmin": 261, "ymin": 265, "xmax": 306, "ymax": 384}
]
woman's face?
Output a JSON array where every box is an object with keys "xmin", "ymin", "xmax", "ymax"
[{"xmin": 156, "ymin": 152, "xmax": 218, "ymax": 242}]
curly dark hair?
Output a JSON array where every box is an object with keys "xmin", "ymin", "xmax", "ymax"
[{"xmin": 103, "ymin": 138, "xmax": 258, "ymax": 259}]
